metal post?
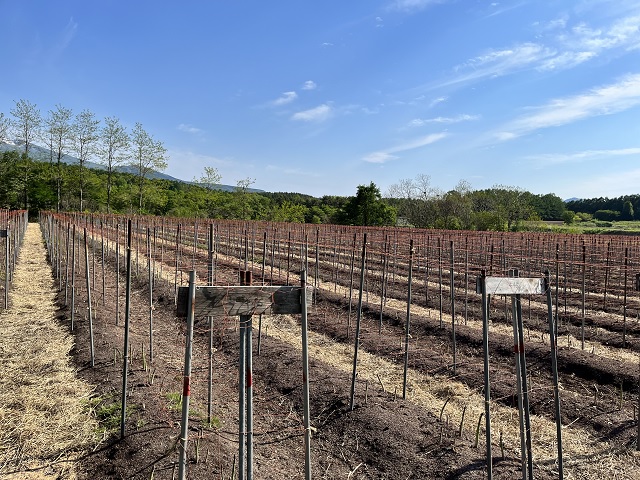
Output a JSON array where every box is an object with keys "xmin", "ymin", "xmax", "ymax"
[
  {"xmin": 450, "ymin": 240, "xmax": 456, "ymax": 374},
  {"xmin": 116, "ymin": 223, "xmax": 120, "ymax": 325},
  {"xmin": 65, "ymin": 224, "xmax": 70, "ymax": 305},
  {"xmin": 347, "ymin": 233, "xmax": 356, "ymax": 338},
  {"xmin": 403, "ymin": 239, "xmax": 414, "ymax": 400},
  {"xmin": 545, "ymin": 270, "xmax": 563, "ymax": 478},
  {"xmin": 480, "ymin": 270, "xmax": 493, "ymax": 479},
  {"xmin": 238, "ymin": 271, "xmax": 247, "ymax": 480},
  {"xmin": 178, "ymin": 270, "xmax": 196, "ymax": 480},
  {"xmin": 207, "ymin": 223, "xmax": 214, "ymax": 425},
  {"xmin": 147, "ymin": 228, "xmax": 154, "ymax": 362},
  {"xmin": 3, "ymin": 228, "xmax": 8, "ymax": 309},
  {"xmin": 515, "ymin": 292, "xmax": 533, "ymax": 480},
  {"xmin": 300, "ymin": 270, "xmax": 312, "ymax": 480},
  {"xmin": 245, "ymin": 291, "xmax": 253, "ymax": 480},
  {"xmin": 84, "ymin": 228, "xmax": 95, "ymax": 367},
  {"xmin": 120, "ymin": 219, "xmax": 133, "ymax": 439},
  {"xmin": 349, "ymin": 233, "xmax": 367, "ymax": 411},
  {"xmin": 508, "ymin": 271, "xmax": 527, "ymax": 480},
  {"xmin": 71, "ymin": 224, "xmax": 77, "ymax": 331}
]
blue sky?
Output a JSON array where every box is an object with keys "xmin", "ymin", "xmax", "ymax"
[{"xmin": 2, "ymin": 1, "xmax": 640, "ymax": 200}]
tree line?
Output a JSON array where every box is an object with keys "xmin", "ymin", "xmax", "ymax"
[
  {"xmin": 1, "ymin": 98, "xmax": 596, "ymax": 230},
  {"xmin": 1, "ymin": 99, "xmax": 169, "ymax": 214}
]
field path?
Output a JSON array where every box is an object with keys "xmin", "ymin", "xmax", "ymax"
[{"xmin": 0, "ymin": 223, "xmax": 95, "ymax": 479}]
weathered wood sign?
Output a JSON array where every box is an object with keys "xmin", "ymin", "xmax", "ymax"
[
  {"xmin": 176, "ymin": 285, "xmax": 314, "ymax": 317},
  {"xmin": 477, "ymin": 276, "xmax": 545, "ymax": 295}
]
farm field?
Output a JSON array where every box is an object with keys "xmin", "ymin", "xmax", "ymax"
[{"xmin": 10, "ymin": 212, "xmax": 640, "ymax": 479}]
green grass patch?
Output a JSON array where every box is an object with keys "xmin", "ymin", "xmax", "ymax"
[{"xmin": 85, "ymin": 394, "xmax": 137, "ymax": 436}]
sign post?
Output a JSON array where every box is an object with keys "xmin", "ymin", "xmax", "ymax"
[{"xmin": 177, "ymin": 272, "xmax": 314, "ymax": 480}]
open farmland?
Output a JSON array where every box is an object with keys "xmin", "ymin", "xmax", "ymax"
[{"xmin": 30, "ymin": 213, "xmax": 640, "ymax": 478}]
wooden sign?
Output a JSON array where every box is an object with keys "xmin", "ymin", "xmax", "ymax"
[
  {"xmin": 477, "ymin": 276, "xmax": 545, "ymax": 295},
  {"xmin": 177, "ymin": 285, "xmax": 314, "ymax": 318}
]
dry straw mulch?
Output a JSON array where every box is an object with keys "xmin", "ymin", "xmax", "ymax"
[{"xmin": 0, "ymin": 224, "xmax": 96, "ymax": 479}]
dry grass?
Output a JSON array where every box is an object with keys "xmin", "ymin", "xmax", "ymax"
[{"xmin": 0, "ymin": 224, "xmax": 96, "ymax": 478}]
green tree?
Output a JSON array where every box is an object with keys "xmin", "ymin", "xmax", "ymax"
[
  {"xmin": 562, "ymin": 210, "xmax": 576, "ymax": 225},
  {"xmin": 72, "ymin": 109, "xmax": 100, "ymax": 211},
  {"xmin": 594, "ymin": 209, "xmax": 620, "ymax": 221},
  {"xmin": 235, "ymin": 177, "xmax": 256, "ymax": 220},
  {"xmin": 622, "ymin": 200, "xmax": 634, "ymax": 220},
  {"xmin": 0, "ymin": 112, "xmax": 9, "ymax": 142},
  {"xmin": 130, "ymin": 123, "xmax": 167, "ymax": 213},
  {"xmin": 270, "ymin": 201, "xmax": 306, "ymax": 222},
  {"xmin": 10, "ymin": 99, "xmax": 41, "ymax": 157},
  {"xmin": 44, "ymin": 104, "xmax": 73, "ymax": 212},
  {"xmin": 342, "ymin": 182, "xmax": 396, "ymax": 226},
  {"xmin": 99, "ymin": 116, "xmax": 129, "ymax": 213},
  {"xmin": 10, "ymin": 99, "xmax": 41, "ymax": 208}
]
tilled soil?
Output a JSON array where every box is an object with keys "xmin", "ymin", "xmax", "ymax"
[{"xmin": 37, "ymin": 219, "xmax": 640, "ymax": 478}]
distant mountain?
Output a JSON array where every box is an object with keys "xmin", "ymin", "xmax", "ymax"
[
  {"xmin": 564, "ymin": 197, "xmax": 581, "ymax": 202},
  {"xmin": 0, "ymin": 140, "xmax": 263, "ymax": 193}
]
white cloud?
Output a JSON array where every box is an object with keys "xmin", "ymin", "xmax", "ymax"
[
  {"xmin": 48, "ymin": 17, "xmax": 78, "ymax": 63},
  {"xmin": 321, "ymin": 42, "xmax": 334, "ymax": 47},
  {"xmin": 538, "ymin": 50, "xmax": 596, "ymax": 70},
  {"xmin": 409, "ymin": 114, "xmax": 479, "ymax": 126},
  {"xmin": 391, "ymin": 0, "xmax": 441, "ymax": 12},
  {"xmin": 495, "ymin": 73, "xmax": 640, "ymax": 140},
  {"xmin": 363, "ymin": 152, "xmax": 399, "ymax": 163},
  {"xmin": 432, "ymin": 42, "xmax": 555, "ymax": 89},
  {"xmin": 568, "ymin": 15, "xmax": 640, "ymax": 52},
  {"xmin": 457, "ymin": 42, "xmax": 555, "ymax": 75},
  {"xmin": 363, "ymin": 132, "xmax": 448, "ymax": 163},
  {"xmin": 302, "ymin": 80, "xmax": 317, "ymax": 90},
  {"xmin": 429, "ymin": 96, "xmax": 448, "ymax": 108},
  {"xmin": 291, "ymin": 104, "xmax": 332, "ymax": 122},
  {"xmin": 178, "ymin": 123, "xmax": 202, "ymax": 134},
  {"xmin": 272, "ymin": 91, "xmax": 298, "ymax": 106},
  {"xmin": 524, "ymin": 147, "xmax": 640, "ymax": 165}
]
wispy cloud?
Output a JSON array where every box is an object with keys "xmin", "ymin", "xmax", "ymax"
[
  {"xmin": 291, "ymin": 104, "xmax": 332, "ymax": 122},
  {"xmin": 178, "ymin": 123, "xmax": 202, "ymax": 134},
  {"xmin": 495, "ymin": 73, "xmax": 640, "ymax": 139},
  {"xmin": 484, "ymin": 1, "xmax": 526, "ymax": 18},
  {"xmin": 272, "ymin": 91, "xmax": 298, "ymax": 106},
  {"xmin": 432, "ymin": 12, "xmax": 640, "ymax": 90},
  {"xmin": 409, "ymin": 114, "xmax": 480, "ymax": 126},
  {"xmin": 363, "ymin": 132, "xmax": 448, "ymax": 163},
  {"xmin": 449, "ymin": 42, "xmax": 555, "ymax": 85},
  {"xmin": 302, "ymin": 80, "xmax": 317, "ymax": 90},
  {"xmin": 524, "ymin": 147, "xmax": 640, "ymax": 165},
  {"xmin": 48, "ymin": 17, "xmax": 78, "ymax": 64},
  {"xmin": 363, "ymin": 152, "xmax": 398, "ymax": 163},
  {"xmin": 390, "ymin": 0, "xmax": 442, "ymax": 12},
  {"xmin": 429, "ymin": 96, "xmax": 448, "ymax": 108}
]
